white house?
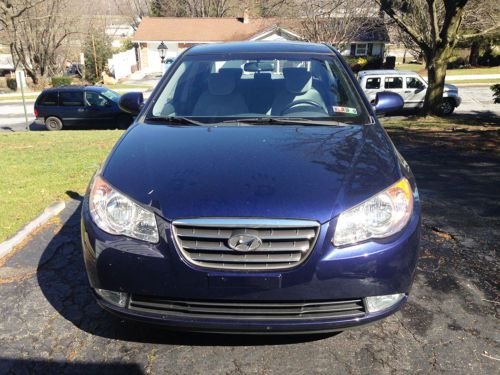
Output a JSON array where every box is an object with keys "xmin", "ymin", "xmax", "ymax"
[{"xmin": 132, "ymin": 12, "xmax": 389, "ymax": 72}]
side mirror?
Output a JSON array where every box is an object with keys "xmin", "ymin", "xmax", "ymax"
[
  {"xmin": 373, "ymin": 92, "xmax": 404, "ymax": 115},
  {"xmin": 119, "ymin": 92, "xmax": 144, "ymax": 115}
]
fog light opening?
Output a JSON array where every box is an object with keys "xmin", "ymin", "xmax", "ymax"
[
  {"xmin": 95, "ymin": 288, "xmax": 129, "ymax": 308},
  {"xmin": 365, "ymin": 293, "xmax": 405, "ymax": 313}
]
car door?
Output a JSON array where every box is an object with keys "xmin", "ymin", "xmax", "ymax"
[
  {"xmin": 404, "ymin": 76, "xmax": 427, "ymax": 108},
  {"xmin": 363, "ymin": 76, "xmax": 382, "ymax": 104},
  {"xmin": 58, "ymin": 91, "xmax": 86, "ymax": 126},
  {"xmin": 84, "ymin": 91, "xmax": 116, "ymax": 126},
  {"xmin": 383, "ymin": 76, "xmax": 406, "ymax": 107}
]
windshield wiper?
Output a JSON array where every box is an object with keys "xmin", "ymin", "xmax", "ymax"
[
  {"xmin": 145, "ymin": 116, "xmax": 205, "ymax": 126},
  {"xmin": 220, "ymin": 117, "xmax": 352, "ymax": 126}
]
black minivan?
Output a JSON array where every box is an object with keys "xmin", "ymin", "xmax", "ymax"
[{"xmin": 34, "ymin": 86, "xmax": 134, "ymax": 130}]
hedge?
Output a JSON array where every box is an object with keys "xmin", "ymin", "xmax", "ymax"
[{"xmin": 51, "ymin": 76, "xmax": 73, "ymax": 87}]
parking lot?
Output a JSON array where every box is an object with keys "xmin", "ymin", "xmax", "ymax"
[{"xmin": 0, "ymin": 121, "xmax": 498, "ymax": 374}]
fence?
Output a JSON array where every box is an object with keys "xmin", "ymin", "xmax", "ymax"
[{"xmin": 107, "ymin": 48, "xmax": 137, "ymax": 80}]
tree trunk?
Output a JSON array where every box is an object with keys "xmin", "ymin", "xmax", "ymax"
[
  {"xmin": 469, "ymin": 40, "xmax": 480, "ymax": 66},
  {"xmin": 422, "ymin": 48, "xmax": 449, "ymax": 116}
]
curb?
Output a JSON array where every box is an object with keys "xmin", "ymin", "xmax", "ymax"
[{"xmin": 0, "ymin": 201, "xmax": 66, "ymax": 260}]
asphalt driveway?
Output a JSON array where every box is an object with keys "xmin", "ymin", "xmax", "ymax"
[{"xmin": 0, "ymin": 127, "xmax": 498, "ymax": 374}]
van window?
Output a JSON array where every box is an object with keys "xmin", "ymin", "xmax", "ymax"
[
  {"xmin": 40, "ymin": 92, "xmax": 58, "ymax": 106},
  {"xmin": 384, "ymin": 77, "xmax": 403, "ymax": 89},
  {"xmin": 406, "ymin": 77, "xmax": 425, "ymax": 89},
  {"xmin": 366, "ymin": 77, "xmax": 380, "ymax": 89},
  {"xmin": 85, "ymin": 91, "xmax": 110, "ymax": 107},
  {"xmin": 60, "ymin": 91, "xmax": 83, "ymax": 106}
]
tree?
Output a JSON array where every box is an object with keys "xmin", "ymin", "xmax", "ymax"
[
  {"xmin": 83, "ymin": 30, "xmax": 112, "ymax": 83},
  {"xmin": 376, "ymin": 0, "xmax": 500, "ymax": 115},
  {"xmin": 460, "ymin": 0, "xmax": 500, "ymax": 65},
  {"xmin": 1, "ymin": 0, "xmax": 74, "ymax": 86},
  {"xmin": 150, "ymin": 0, "xmax": 233, "ymax": 17},
  {"xmin": 300, "ymin": 0, "xmax": 380, "ymax": 52}
]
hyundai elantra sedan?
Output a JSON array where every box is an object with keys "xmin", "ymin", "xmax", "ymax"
[{"xmin": 81, "ymin": 42, "xmax": 420, "ymax": 333}]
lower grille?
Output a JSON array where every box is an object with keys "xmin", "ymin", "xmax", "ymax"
[
  {"xmin": 128, "ymin": 296, "xmax": 366, "ymax": 320},
  {"xmin": 171, "ymin": 218, "xmax": 320, "ymax": 271}
]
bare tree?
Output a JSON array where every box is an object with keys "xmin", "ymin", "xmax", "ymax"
[
  {"xmin": 253, "ymin": 0, "xmax": 289, "ymax": 17},
  {"xmin": 376, "ymin": 0, "xmax": 500, "ymax": 115},
  {"xmin": 299, "ymin": 0, "xmax": 379, "ymax": 52},
  {"xmin": 461, "ymin": 0, "xmax": 500, "ymax": 65},
  {"xmin": 1, "ymin": 0, "xmax": 75, "ymax": 86},
  {"xmin": 152, "ymin": 0, "xmax": 233, "ymax": 17},
  {"xmin": 112, "ymin": 0, "xmax": 151, "ymax": 28}
]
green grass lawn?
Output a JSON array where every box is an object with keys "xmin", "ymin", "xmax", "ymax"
[
  {"xmin": 396, "ymin": 64, "xmax": 426, "ymax": 72},
  {"xmin": 447, "ymin": 66, "xmax": 500, "ymax": 76},
  {"xmin": 0, "ymin": 130, "xmax": 124, "ymax": 243},
  {"xmin": 447, "ymin": 78, "xmax": 500, "ymax": 85},
  {"xmin": 104, "ymin": 84, "xmax": 152, "ymax": 90}
]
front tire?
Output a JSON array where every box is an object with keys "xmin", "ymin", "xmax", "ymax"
[
  {"xmin": 438, "ymin": 99, "xmax": 455, "ymax": 116},
  {"xmin": 45, "ymin": 116, "xmax": 63, "ymax": 131}
]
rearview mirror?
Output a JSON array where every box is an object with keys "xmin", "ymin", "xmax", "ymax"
[
  {"xmin": 244, "ymin": 61, "xmax": 274, "ymax": 72},
  {"xmin": 119, "ymin": 92, "xmax": 144, "ymax": 115},
  {"xmin": 373, "ymin": 92, "xmax": 404, "ymax": 115}
]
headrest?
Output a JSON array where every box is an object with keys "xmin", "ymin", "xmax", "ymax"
[
  {"xmin": 283, "ymin": 68, "xmax": 312, "ymax": 94},
  {"xmin": 219, "ymin": 68, "xmax": 243, "ymax": 80},
  {"xmin": 254, "ymin": 72, "xmax": 271, "ymax": 84},
  {"xmin": 208, "ymin": 71, "xmax": 237, "ymax": 96}
]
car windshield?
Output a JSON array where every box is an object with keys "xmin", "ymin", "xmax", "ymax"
[
  {"xmin": 101, "ymin": 89, "xmax": 120, "ymax": 102},
  {"xmin": 150, "ymin": 52, "xmax": 370, "ymax": 125}
]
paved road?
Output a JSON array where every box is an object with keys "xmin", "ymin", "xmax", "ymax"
[
  {"xmin": 0, "ymin": 128, "xmax": 498, "ymax": 374},
  {"xmin": 0, "ymin": 86, "xmax": 498, "ymax": 132}
]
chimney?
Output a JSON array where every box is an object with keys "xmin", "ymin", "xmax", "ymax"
[{"xmin": 243, "ymin": 8, "xmax": 250, "ymax": 24}]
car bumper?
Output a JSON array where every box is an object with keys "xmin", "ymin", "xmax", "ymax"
[
  {"xmin": 34, "ymin": 117, "xmax": 45, "ymax": 125},
  {"xmin": 95, "ymin": 292, "xmax": 408, "ymax": 334},
  {"xmin": 81, "ymin": 198, "xmax": 421, "ymax": 333}
]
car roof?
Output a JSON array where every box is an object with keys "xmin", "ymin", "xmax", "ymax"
[
  {"xmin": 43, "ymin": 85, "xmax": 107, "ymax": 93},
  {"xmin": 186, "ymin": 41, "xmax": 335, "ymax": 55},
  {"xmin": 358, "ymin": 70, "xmax": 420, "ymax": 76}
]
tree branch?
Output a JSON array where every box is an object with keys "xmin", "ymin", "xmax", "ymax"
[{"xmin": 461, "ymin": 23, "xmax": 500, "ymax": 39}]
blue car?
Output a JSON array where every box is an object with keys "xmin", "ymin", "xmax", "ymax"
[
  {"xmin": 34, "ymin": 86, "xmax": 133, "ymax": 130},
  {"xmin": 81, "ymin": 42, "xmax": 420, "ymax": 334}
]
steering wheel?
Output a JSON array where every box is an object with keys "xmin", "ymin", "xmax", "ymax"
[{"xmin": 281, "ymin": 100, "xmax": 326, "ymax": 116}]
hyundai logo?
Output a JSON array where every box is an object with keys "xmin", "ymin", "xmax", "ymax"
[{"xmin": 228, "ymin": 231, "xmax": 262, "ymax": 252}]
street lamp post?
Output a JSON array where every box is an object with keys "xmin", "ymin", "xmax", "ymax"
[{"xmin": 157, "ymin": 41, "xmax": 168, "ymax": 74}]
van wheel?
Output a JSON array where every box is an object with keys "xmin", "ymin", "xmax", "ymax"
[
  {"xmin": 438, "ymin": 99, "xmax": 454, "ymax": 116},
  {"xmin": 45, "ymin": 116, "xmax": 63, "ymax": 131}
]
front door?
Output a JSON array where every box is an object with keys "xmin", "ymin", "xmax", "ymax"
[
  {"xmin": 84, "ymin": 91, "xmax": 117, "ymax": 127},
  {"xmin": 404, "ymin": 77, "xmax": 427, "ymax": 108}
]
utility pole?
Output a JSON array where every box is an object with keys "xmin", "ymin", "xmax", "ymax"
[
  {"xmin": 16, "ymin": 70, "xmax": 29, "ymax": 131},
  {"xmin": 92, "ymin": 33, "xmax": 99, "ymax": 79}
]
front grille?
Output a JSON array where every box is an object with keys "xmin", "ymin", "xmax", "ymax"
[
  {"xmin": 171, "ymin": 218, "xmax": 320, "ymax": 270},
  {"xmin": 129, "ymin": 296, "xmax": 366, "ymax": 320}
]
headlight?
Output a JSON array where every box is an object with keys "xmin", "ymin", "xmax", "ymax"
[
  {"xmin": 89, "ymin": 175, "xmax": 159, "ymax": 243},
  {"xmin": 333, "ymin": 178, "xmax": 413, "ymax": 246}
]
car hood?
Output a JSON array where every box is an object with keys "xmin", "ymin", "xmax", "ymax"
[{"xmin": 102, "ymin": 123, "xmax": 400, "ymax": 223}]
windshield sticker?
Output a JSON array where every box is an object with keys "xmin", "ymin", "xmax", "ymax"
[{"xmin": 332, "ymin": 106, "xmax": 358, "ymax": 115}]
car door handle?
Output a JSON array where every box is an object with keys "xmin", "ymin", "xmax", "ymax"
[
  {"xmin": 77, "ymin": 108, "xmax": 85, "ymax": 112},
  {"xmin": 404, "ymin": 90, "xmax": 412, "ymax": 93}
]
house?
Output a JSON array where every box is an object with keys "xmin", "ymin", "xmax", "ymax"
[{"xmin": 132, "ymin": 12, "xmax": 389, "ymax": 72}]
